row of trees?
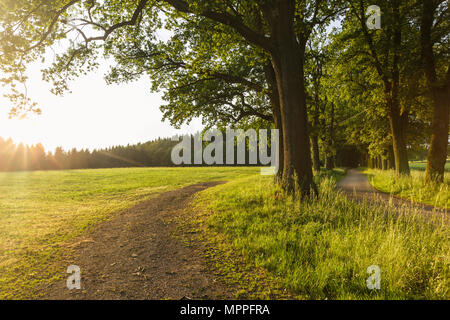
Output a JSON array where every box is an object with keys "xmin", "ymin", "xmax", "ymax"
[
  {"xmin": 0, "ymin": 137, "xmax": 177, "ymax": 171},
  {"xmin": 326, "ymin": 0, "xmax": 448, "ymax": 183},
  {"xmin": 0, "ymin": 0, "xmax": 448, "ymax": 196},
  {"xmin": 304, "ymin": 0, "xmax": 448, "ymax": 179}
]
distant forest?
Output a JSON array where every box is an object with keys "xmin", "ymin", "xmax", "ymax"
[
  {"xmin": 0, "ymin": 134, "xmax": 276, "ymax": 172},
  {"xmin": 0, "ymin": 137, "xmax": 178, "ymax": 172},
  {"xmin": 0, "ymin": 133, "xmax": 431, "ymax": 173}
]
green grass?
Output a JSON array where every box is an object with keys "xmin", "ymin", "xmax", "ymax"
[
  {"xmin": 0, "ymin": 167, "xmax": 259, "ymax": 299},
  {"xmin": 1, "ymin": 166, "xmax": 448, "ymax": 300},
  {"xmin": 194, "ymin": 169, "xmax": 449, "ymax": 299},
  {"xmin": 409, "ymin": 160, "xmax": 450, "ymax": 171},
  {"xmin": 364, "ymin": 168, "xmax": 449, "ymax": 209}
]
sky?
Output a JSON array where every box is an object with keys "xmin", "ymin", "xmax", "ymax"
[{"xmin": 0, "ymin": 30, "xmax": 203, "ymax": 153}]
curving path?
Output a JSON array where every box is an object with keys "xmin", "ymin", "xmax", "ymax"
[
  {"xmin": 42, "ymin": 181, "xmax": 237, "ymax": 300},
  {"xmin": 337, "ymin": 169, "xmax": 449, "ymax": 216}
]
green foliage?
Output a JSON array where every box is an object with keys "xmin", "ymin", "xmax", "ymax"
[
  {"xmin": 102, "ymin": 7, "xmax": 276, "ymax": 130},
  {"xmin": 0, "ymin": 0, "xmax": 344, "ymax": 122},
  {"xmin": 324, "ymin": 0, "xmax": 443, "ymax": 161}
]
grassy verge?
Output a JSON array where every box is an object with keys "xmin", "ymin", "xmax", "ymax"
[
  {"xmin": 364, "ymin": 169, "xmax": 449, "ymax": 209},
  {"xmin": 194, "ymin": 169, "xmax": 449, "ymax": 299},
  {"xmin": 0, "ymin": 167, "xmax": 259, "ymax": 299}
]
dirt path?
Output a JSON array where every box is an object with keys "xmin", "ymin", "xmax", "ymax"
[
  {"xmin": 43, "ymin": 181, "xmax": 237, "ymax": 300},
  {"xmin": 337, "ymin": 169, "xmax": 449, "ymax": 216}
]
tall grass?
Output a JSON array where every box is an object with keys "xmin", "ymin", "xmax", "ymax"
[
  {"xmin": 196, "ymin": 172, "xmax": 449, "ymax": 299},
  {"xmin": 365, "ymin": 169, "xmax": 449, "ymax": 209}
]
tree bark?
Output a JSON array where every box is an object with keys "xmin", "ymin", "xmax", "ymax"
[
  {"xmin": 325, "ymin": 157, "xmax": 334, "ymax": 170},
  {"xmin": 388, "ymin": 146, "xmax": 395, "ymax": 169},
  {"xmin": 388, "ymin": 1, "xmax": 410, "ymax": 175},
  {"xmin": 263, "ymin": 1, "xmax": 316, "ymax": 197},
  {"xmin": 388, "ymin": 104, "xmax": 410, "ymax": 175},
  {"xmin": 421, "ymin": 0, "xmax": 450, "ymax": 183},
  {"xmin": 264, "ymin": 62, "xmax": 284, "ymax": 182},
  {"xmin": 311, "ymin": 73, "xmax": 321, "ymax": 172},
  {"xmin": 325, "ymin": 102, "xmax": 335, "ymax": 170},
  {"xmin": 311, "ymin": 136, "xmax": 321, "ymax": 172},
  {"xmin": 425, "ymin": 88, "xmax": 449, "ymax": 183}
]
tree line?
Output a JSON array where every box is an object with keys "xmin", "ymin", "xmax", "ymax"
[
  {"xmin": 0, "ymin": 137, "xmax": 177, "ymax": 171},
  {"xmin": 0, "ymin": 132, "xmax": 284, "ymax": 172},
  {"xmin": 0, "ymin": 0, "xmax": 448, "ymax": 196}
]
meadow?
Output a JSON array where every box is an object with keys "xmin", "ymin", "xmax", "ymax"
[
  {"xmin": 0, "ymin": 167, "xmax": 258, "ymax": 299},
  {"xmin": 0, "ymin": 166, "xmax": 448, "ymax": 299}
]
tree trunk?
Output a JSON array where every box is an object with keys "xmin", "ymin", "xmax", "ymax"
[
  {"xmin": 388, "ymin": 1, "xmax": 410, "ymax": 175},
  {"xmin": 264, "ymin": 62, "xmax": 284, "ymax": 182},
  {"xmin": 264, "ymin": 1, "xmax": 316, "ymax": 197},
  {"xmin": 421, "ymin": 0, "xmax": 450, "ymax": 183},
  {"xmin": 325, "ymin": 156, "xmax": 334, "ymax": 170},
  {"xmin": 388, "ymin": 108, "xmax": 410, "ymax": 175},
  {"xmin": 311, "ymin": 136, "xmax": 321, "ymax": 172},
  {"xmin": 311, "ymin": 72, "xmax": 321, "ymax": 172},
  {"xmin": 325, "ymin": 103, "xmax": 335, "ymax": 170},
  {"xmin": 388, "ymin": 146, "xmax": 395, "ymax": 169},
  {"xmin": 425, "ymin": 88, "xmax": 449, "ymax": 183}
]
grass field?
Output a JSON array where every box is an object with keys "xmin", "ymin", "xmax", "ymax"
[
  {"xmin": 0, "ymin": 167, "xmax": 448, "ymax": 299},
  {"xmin": 0, "ymin": 167, "xmax": 258, "ymax": 299},
  {"xmin": 364, "ymin": 162, "xmax": 450, "ymax": 209}
]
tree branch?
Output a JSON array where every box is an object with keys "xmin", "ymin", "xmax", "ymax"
[
  {"xmin": 349, "ymin": 0, "xmax": 390, "ymax": 86},
  {"xmin": 22, "ymin": 0, "xmax": 82, "ymax": 53},
  {"xmin": 162, "ymin": 0, "xmax": 272, "ymax": 51}
]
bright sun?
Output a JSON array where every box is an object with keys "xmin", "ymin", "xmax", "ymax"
[{"xmin": 0, "ymin": 62, "xmax": 203, "ymax": 153}]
